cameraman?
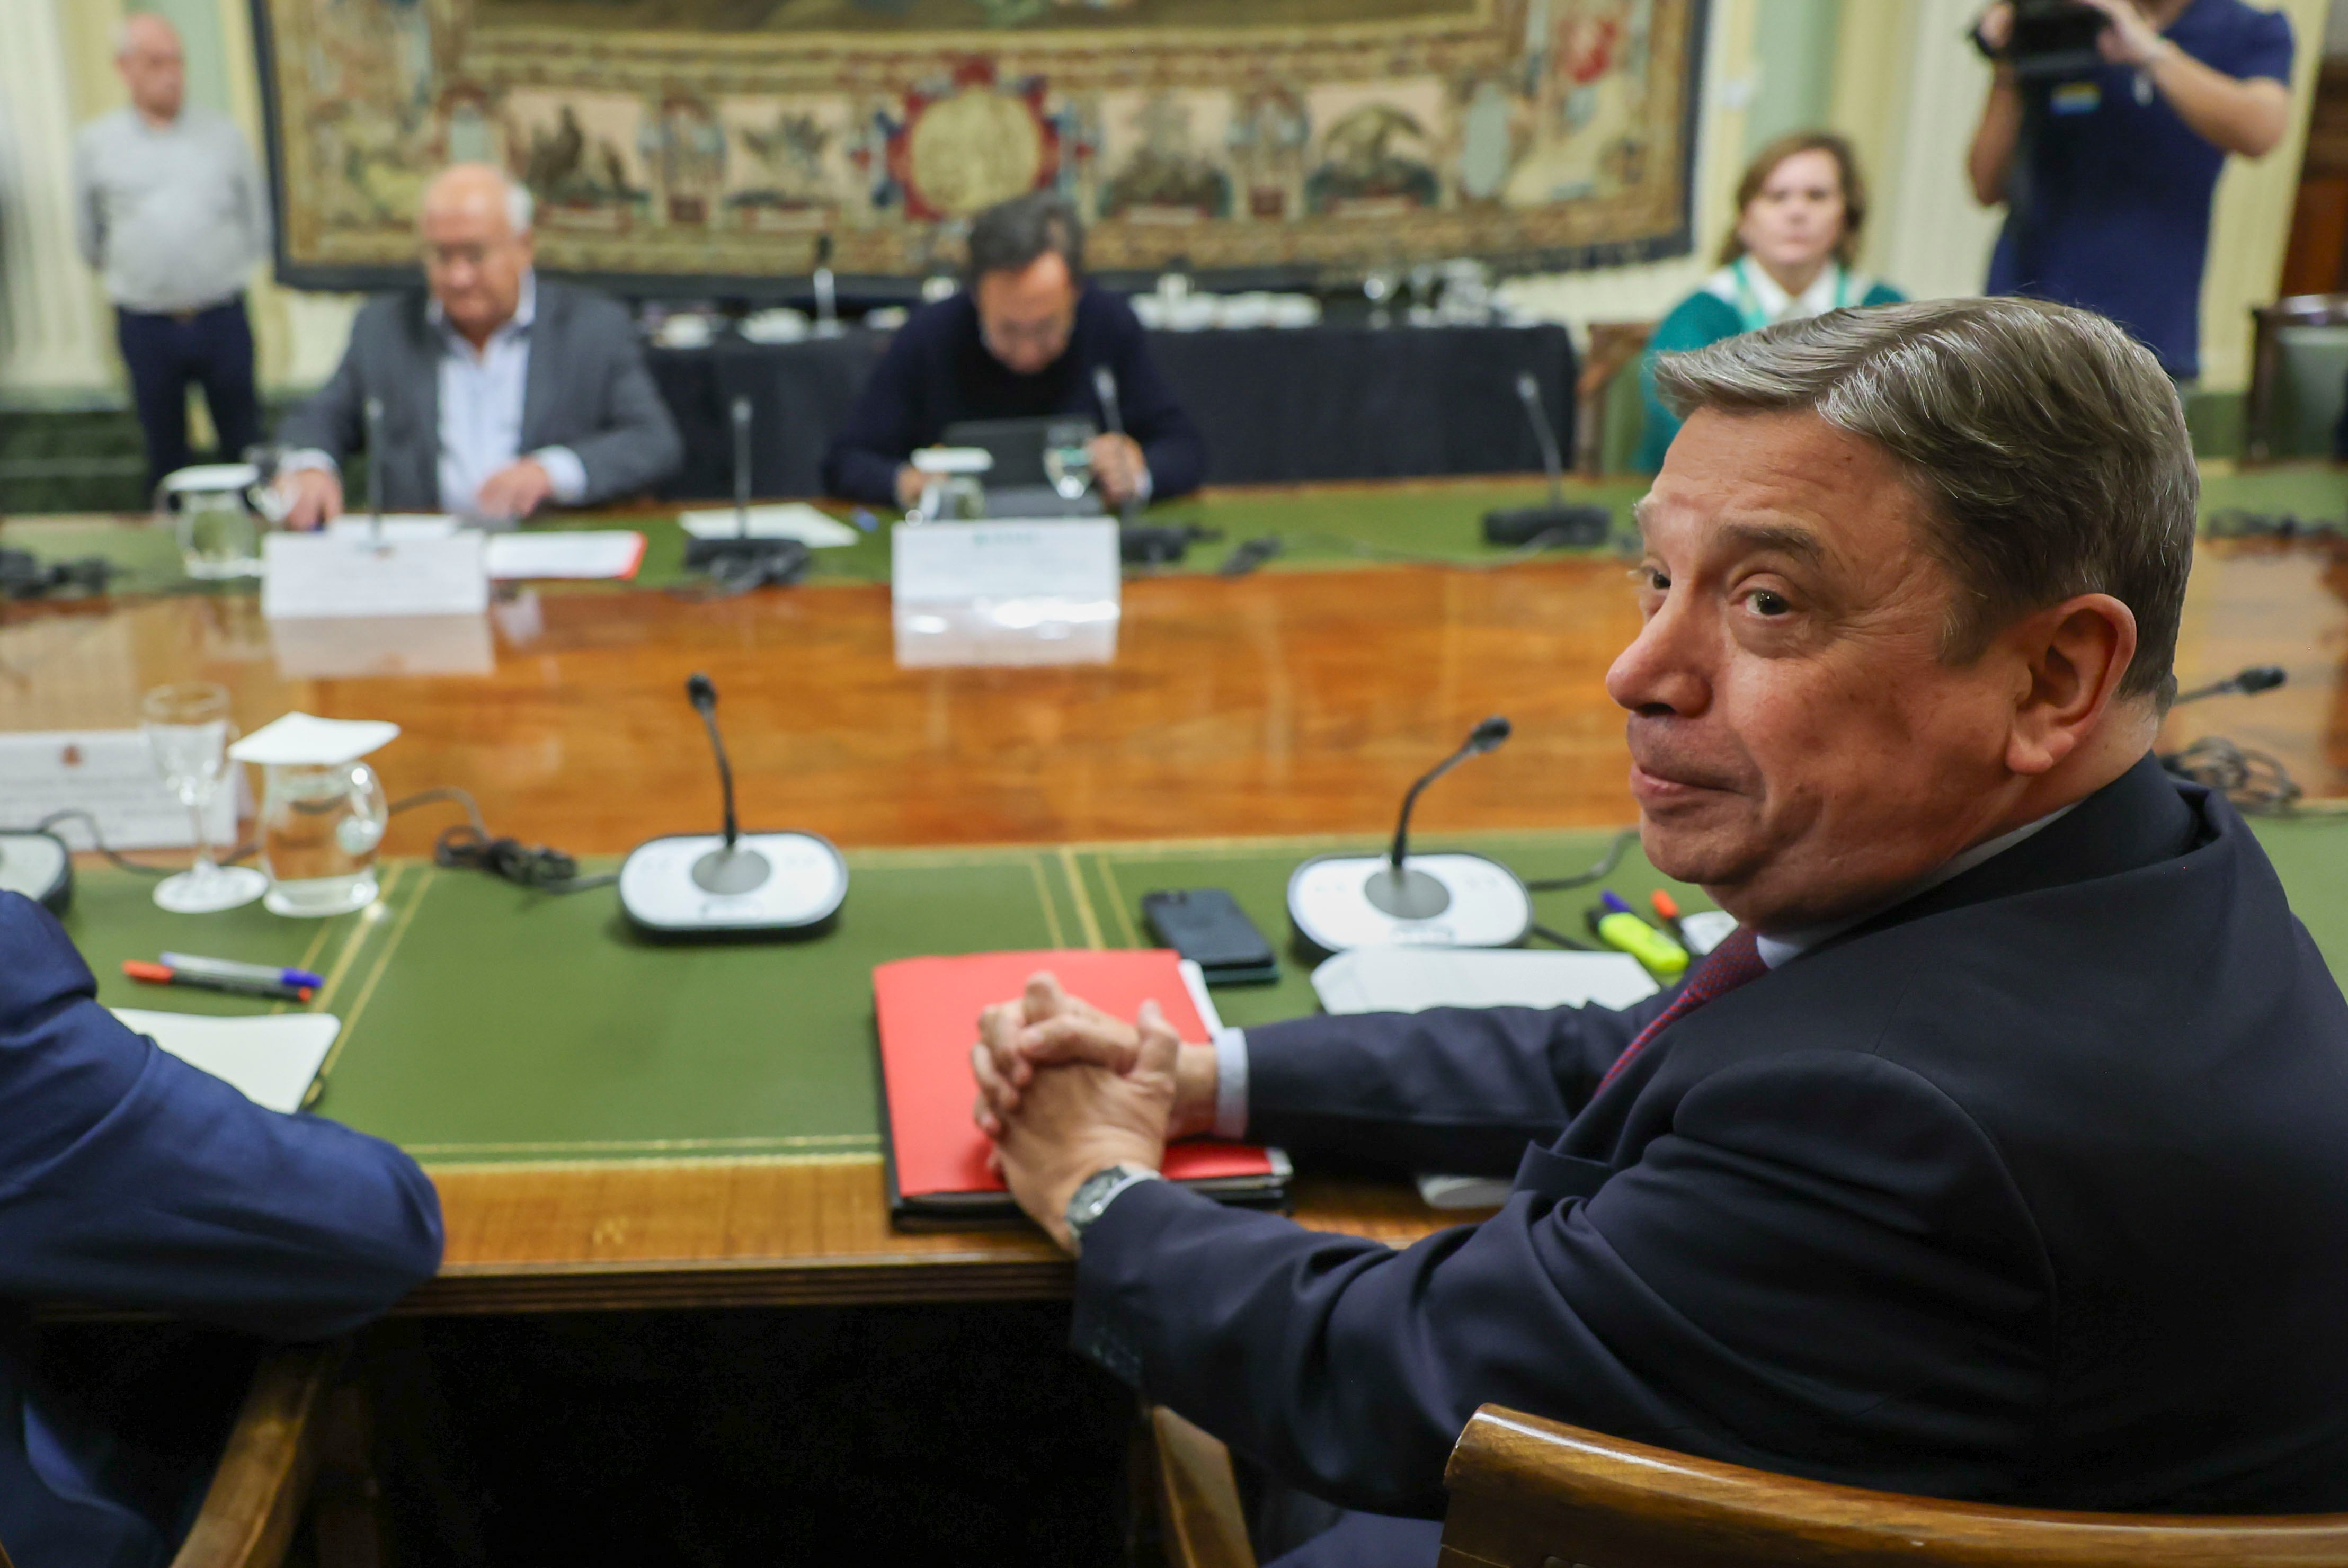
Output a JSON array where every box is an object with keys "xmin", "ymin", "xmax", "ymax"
[{"xmin": 1969, "ymin": 0, "xmax": 2293, "ymax": 380}]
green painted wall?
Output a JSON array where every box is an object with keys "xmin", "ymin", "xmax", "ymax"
[
  {"xmin": 1745, "ymin": 0, "xmax": 1843, "ymax": 158},
  {"xmin": 123, "ymin": 0, "xmax": 233, "ymax": 118}
]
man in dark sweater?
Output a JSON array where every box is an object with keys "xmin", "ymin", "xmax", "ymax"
[{"xmin": 821, "ymin": 193, "xmax": 1206, "ymax": 510}]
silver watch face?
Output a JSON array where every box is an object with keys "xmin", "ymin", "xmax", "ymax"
[{"xmin": 1068, "ymin": 1166, "xmax": 1132, "ymax": 1231}]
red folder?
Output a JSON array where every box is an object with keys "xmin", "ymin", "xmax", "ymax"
[{"xmin": 873, "ymin": 949, "xmax": 1288, "ymax": 1228}]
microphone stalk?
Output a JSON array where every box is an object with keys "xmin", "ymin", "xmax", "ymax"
[
  {"xmin": 688, "ymin": 673, "xmax": 740, "ymax": 850},
  {"xmin": 1366, "ymin": 716, "xmax": 1511, "ymax": 920}
]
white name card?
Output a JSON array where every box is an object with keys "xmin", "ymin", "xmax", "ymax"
[
  {"xmin": 0, "ymin": 730, "xmax": 239, "ymax": 849},
  {"xmin": 891, "ymin": 520, "xmax": 1121, "ymax": 669},
  {"xmin": 262, "ymin": 531, "xmax": 490, "ymax": 620},
  {"xmin": 892, "ymin": 519, "xmax": 1119, "ymax": 604}
]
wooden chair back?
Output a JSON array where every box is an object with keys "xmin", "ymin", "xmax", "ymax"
[
  {"xmin": 1151, "ymin": 1405, "xmax": 1258, "ymax": 1568},
  {"xmin": 1573, "ymin": 322, "xmax": 1655, "ymax": 476},
  {"xmin": 170, "ymin": 1343, "xmax": 342, "ymax": 1568},
  {"xmin": 1439, "ymin": 1405, "xmax": 2348, "ymax": 1568},
  {"xmin": 2244, "ymin": 292, "xmax": 2348, "ymax": 461}
]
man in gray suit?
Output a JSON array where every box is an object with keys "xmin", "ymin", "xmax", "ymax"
[{"xmin": 275, "ymin": 163, "xmax": 680, "ymax": 527}]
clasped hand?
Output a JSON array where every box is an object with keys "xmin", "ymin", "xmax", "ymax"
[{"xmin": 970, "ymin": 973, "xmax": 1218, "ymax": 1250}]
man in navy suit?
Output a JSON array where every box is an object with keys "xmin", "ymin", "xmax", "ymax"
[
  {"xmin": 0, "ymin": 894, "xmax": 443, "ymax": 1565},
  {"xmin": 820, "ymin": 191, "xmax": 1206, "ymax": 511},
  {"xmin": 973, "ymin": 297, "xmax": 2348, "ymax": 1564}
]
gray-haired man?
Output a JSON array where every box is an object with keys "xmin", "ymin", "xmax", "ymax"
[
  {"xmin": 274, "ymin": 163, "xmax": 680, "ymax": 527},
  {"xmin": 73, "ymin": 13, "xmax": 270, "ymax": 492},
  {"xmin": 975, "ymin": 298, "xmax": 2348, "ymax": 1564}
]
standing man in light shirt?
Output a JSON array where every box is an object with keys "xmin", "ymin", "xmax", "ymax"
[
  {"xmin": 273, "ymin": 163, "xmax": 681, "ymax": 527},
  {"xmin": 73, "ymin": 13, "xmax": 272, "ymax": 493}
]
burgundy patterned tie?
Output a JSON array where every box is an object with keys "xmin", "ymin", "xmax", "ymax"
[{"xmin": 1596, "ymin": 926, "xmax": 1767, "ymax": 1092}]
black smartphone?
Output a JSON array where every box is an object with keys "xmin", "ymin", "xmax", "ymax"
[{"xmin": 1141, "ymin": 888, "xmax": 1279, "ymax": 986}]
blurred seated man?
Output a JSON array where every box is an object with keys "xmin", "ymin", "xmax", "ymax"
[
  {"xmin": 1970, "ymin": 0, "xmax": 2293, "ymax": 381},
  {"xmin": 974, "ymin": 298, "xmax": 2348, "ymax": 1567},
  {"xmin": 0, "ymin": 892, "xmax": 442, "ymax": 1564},
  {"xmin": 275, "ymin": 163, "xmax": 681, "ymax": 528},
  {"xmin": 821, "ymin": 191, "xmax": 1206, "ymax": 511}
]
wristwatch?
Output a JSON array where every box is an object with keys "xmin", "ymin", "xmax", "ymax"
[{"xmin": 1064, "ymin": 1163, "xmax": 1162, "ymax": 1253}]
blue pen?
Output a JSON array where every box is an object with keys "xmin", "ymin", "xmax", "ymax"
[
  {"xmin": 159, "ymin": 952, "xmax": 326, "ymax": 991},
  {"xmin": 1598, "ymin": 889, "xmax": 1640, "ymax": 920}
]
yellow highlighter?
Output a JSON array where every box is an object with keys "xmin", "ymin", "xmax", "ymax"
[{"xmin": 1589, "ymin": 890, "xmax": 1689, "ymax": 983}]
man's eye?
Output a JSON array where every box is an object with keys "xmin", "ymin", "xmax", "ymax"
[
  {"xmin": 1747, "ymin": 589, "xmax": 1790, "ymax": 616},
  {"xmin": 1635, "ymin": 567, "xmax": 1669, "ymax": 592}
]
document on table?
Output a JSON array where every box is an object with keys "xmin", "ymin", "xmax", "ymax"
[
  {"xmin": 679, "ymin": 504, "xmax": 860, "ymax": 547},
  {"xmin": 0, "ymin": 730, "xmax": 238, "ymax": 849},
  {"xmin": 111, "ymin": 1008, "xmax": 341, "ymax": 1114},
  {"xmin": 483, "ymin": 531, "xmax": 646, "ymax": 580},
  {"xmin": 1311, "ymin": 948, "xmax": 1662, "ymax": 1210},
  {"xmin": 262, "ymin": 529, "xmax": 489, "ymax": 618}
]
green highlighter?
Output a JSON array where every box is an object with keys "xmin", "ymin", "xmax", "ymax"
[{"xmin": 1589, "ymin": 890, "xmax": 1690, "ymax": 984}]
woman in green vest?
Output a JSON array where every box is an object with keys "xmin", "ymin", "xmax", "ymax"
[{"xmin": 1634, "ymin": 131, "xmax": 1903, "ymax": 473}]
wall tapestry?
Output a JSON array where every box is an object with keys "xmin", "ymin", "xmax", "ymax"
[{"xmin": 252, "ymin": 0, "xmax": 1706, "ymax": 291}]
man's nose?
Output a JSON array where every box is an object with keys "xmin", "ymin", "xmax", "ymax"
[{"xmin": 1605, "ymin": 596, "xmax": 1710, "ymax": 717}]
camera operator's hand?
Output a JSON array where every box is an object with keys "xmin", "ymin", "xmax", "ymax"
[{"xmin": 2078, "ymin": 0, "xmax": 2169, "ymax": 68}]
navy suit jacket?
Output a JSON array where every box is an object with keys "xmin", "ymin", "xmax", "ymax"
[
  {"xmin": 1072, "ymin": 755, "xmax": 2348, "ymax": 1517},
  {"xmin": 820, "ymin": 284, "xmax": 1207, "ymax": 505},
  {"xmin": 0, "ymin": 895, "xmax": 443, "ymax": 1566}
]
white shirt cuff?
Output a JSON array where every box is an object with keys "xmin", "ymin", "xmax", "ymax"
[
  {"xmin": 1133, "ymin": 465, "xmax": 1154, "ymax": 506},
  {"xmin": 533, "ymin": 446, "xmax": 588, "ymax": 505},
  {"xmin": 1211, "ymin": 1026, "xmax": 1249, "ymax": 1141},
  {"xmin": 278, "ymin": 448, "xmax": 338, "ymax": 477}
]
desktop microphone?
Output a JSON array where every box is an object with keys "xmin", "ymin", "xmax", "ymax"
[
  {"xmin": 1092, "ymin": 366, "xmax": 1139, "ymax": 531},
  {"xmin": 1366, "ymin": 716, "xmax": 1511, "ymax": 918},
  {"xmin": 617, "ymin": 673, "xmax": 849, "ymax": 934},
  {"xmin": 1483, "ymin": 372, "xmax": 1609, "ymax": 548},
  {"xmin": 682, "ymin": 395, "xmax": 812, "ymax": 584},
  {"xmin": 812, "ymin": 233, "xmax": 842, "ymax": 338},
  {"xmin": 1286, "ymin": 717, "xmax": 1533, "ymax": 956},
  {"xmin": 363, "ymin": 395, "xmax": 386, "ymax": 544},
  {"xmin": 2173, "ymin": 665, "xmax": 2287, "ymax": 705}
]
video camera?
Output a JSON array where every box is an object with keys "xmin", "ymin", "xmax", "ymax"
[{"xmin": 2002, "ymin": 0, "xmax": 2110, "ymax": 80}]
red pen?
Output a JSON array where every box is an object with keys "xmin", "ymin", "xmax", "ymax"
[{"xmin": 123, "ymin": 960, "xmax": 312, "ymax": 1004}]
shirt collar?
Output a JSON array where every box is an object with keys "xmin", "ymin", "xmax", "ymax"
[
  {"xmin": 428, "ymin": 270, "xmax": 537, "ymax": 348},
  {"xmin": 1751, "ymin": 802, "xmax": 2081, "ymax": 970}
]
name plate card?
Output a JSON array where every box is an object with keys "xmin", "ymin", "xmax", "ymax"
[
  {"xmin": 0, "ymin": 730, "xmax": 238, "ymax": 849},
  {"xmin": 262, "ymin": 530, "xmax": 490, "ymax": 620},
  {"xmin": 891, "ymin": 520, "xmax": 1120, "ymax": 668}
]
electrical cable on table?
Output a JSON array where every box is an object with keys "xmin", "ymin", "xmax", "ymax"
[{"xmin": 388, "ymin": 787, "xmax": 617, "ymax": 893}]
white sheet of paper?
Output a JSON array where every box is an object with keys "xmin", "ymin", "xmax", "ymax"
[
  {"xmin": 1310, "ymin": 947, "xmax": 1663, "ymax": 1213},
  {"xmin": 484, "ymin": 531, "xmax": 646, "ymax": 580},
  {"xmin": 679, "ymin": 504, "xmax": 859, "ymax": 548},
  {"xmin": 228, "ymin": 713, "xmax": 399, "ymax": 767},
  {"xmin": 111, "ymin": 1008, "xmax": 341, "ymax": 1115},
  {"xmin": 0, "ymin": 730, "xmax": 236, "ymax": 849},
  {"xmin": 1310, "ymin": 947, "xmax": 1660, "ymax": 1015},
  {"xmin": 262, "ymin": 531, "xmax": 488, "ymax": 619}
]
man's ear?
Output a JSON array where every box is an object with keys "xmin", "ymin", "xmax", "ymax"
[{"xmin": 2003, "ymin": 593, "xmax": 2138, "ymax": 777}]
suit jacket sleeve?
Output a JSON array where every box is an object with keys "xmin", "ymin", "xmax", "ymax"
[
  {"xmin": 273, "ymin": 301, "xmax": 379, "ymax": 466},
  {"xmin": 822, "ymin": 331, "xmax": 928, "ymax": 504},
  {"xmin": 1105, "ymin": 305, "xmax": 1206, "ymax": 501},
  {"xmin": 0, "ymin": 895, "xmax": 443, "ymax": 1339},
  {"xmin": 1240, "ymin": 993, "xmax": 1674, "ymax": 1174},
  {"xmin": 1072, "ymin": 1050, "xmax": 2050, "ymax": 1516},
  {"xmin": 557, "ymin": 295, "xmax": 683, "ymax": 505}
]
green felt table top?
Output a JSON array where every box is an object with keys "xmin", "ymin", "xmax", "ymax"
[
  {"xmin": 60, "ymin": 816, "xmax": 2348, "ymax": 1170},
  {"xmin": 11, "ymin": 460, "xmax": 2345, "ymax": 593}
]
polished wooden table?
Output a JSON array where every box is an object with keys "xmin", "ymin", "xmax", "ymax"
[{"xmin": 9, "ymin": 511, "xmax": 2348, "ymax": 1314}]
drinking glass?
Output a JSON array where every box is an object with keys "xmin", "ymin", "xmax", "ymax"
[
  {"xmin": 257, "ymin": 760, "xmax": 387, "ymax": 917},
  {"xmin": 140, "ymin": 682, "xmax": 267, "ymax": 913},
  {"xmin": 1043, "ymin": 440, "xmax": 1095, "ymax": 501}
]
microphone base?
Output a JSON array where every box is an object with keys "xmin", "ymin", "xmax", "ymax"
[
  {"xmin": 1483, "ymin": 504, "xmax": 1611, "ymax": 548},
  {"xmin": 620, "ymin": 830, "xmax": 848, "ymax": 936},
  {"xmin": 1287, "ymin": 851, "xmax": 1532, "ymax": 959},
  {"xmin": 682, "ymin": 537, "xmax": 812, "ymax": 583}
]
